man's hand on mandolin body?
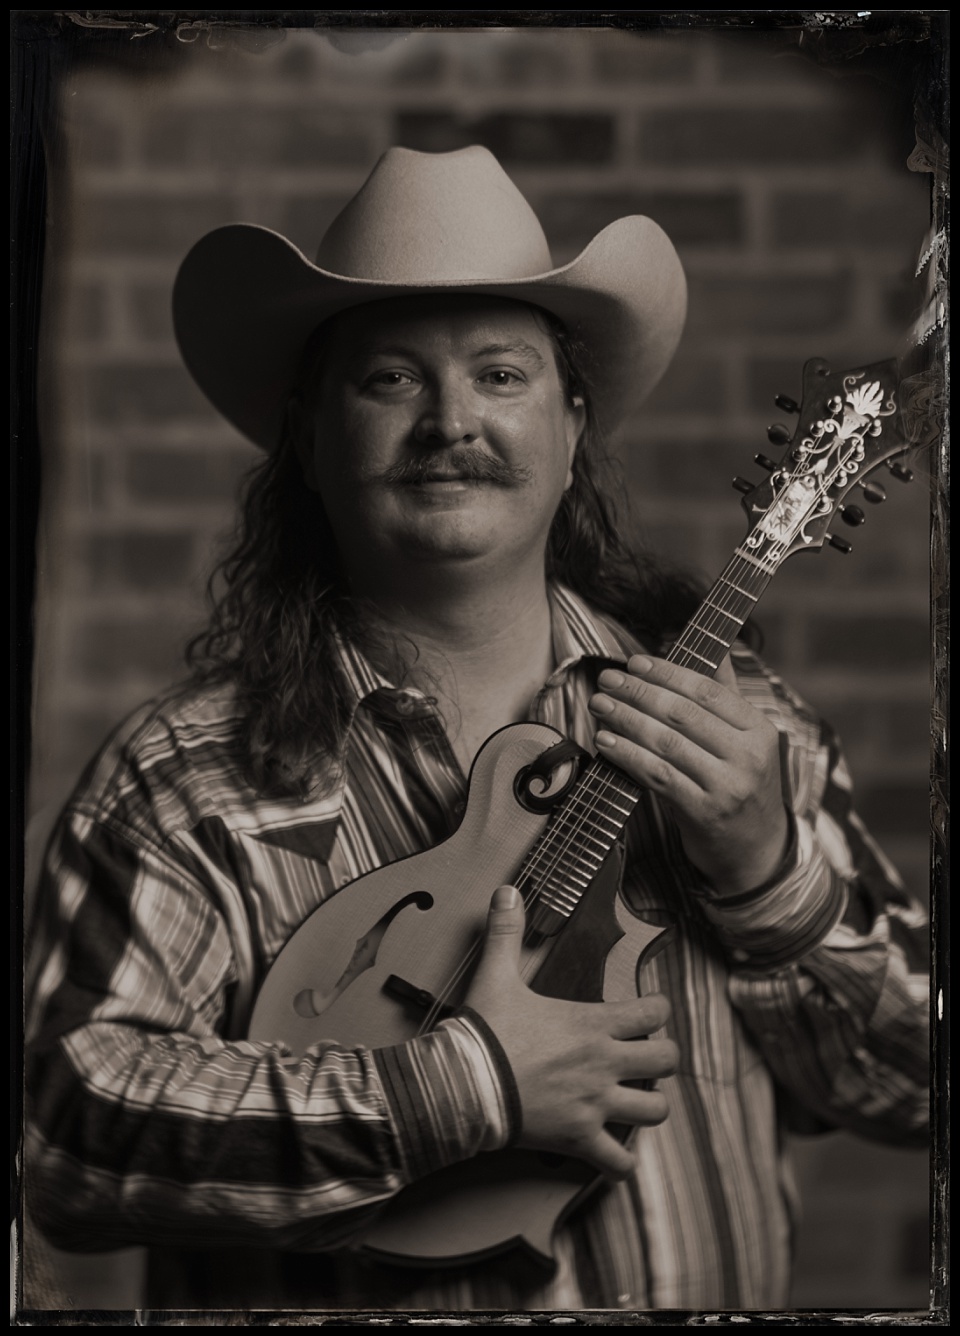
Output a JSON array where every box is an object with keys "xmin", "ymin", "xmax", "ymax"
[{"xmin": 466, "ymin": 884, "xmax": 680, "ymax": 1180}]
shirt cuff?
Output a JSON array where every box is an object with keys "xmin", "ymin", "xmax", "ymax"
[
  {"xmin": 694, "ymin": 813, "xmax": 848, "ymax": 970},
  {"xmin": 371, "ymin": 1008, "xmax": 521, "ymax": 1184}
]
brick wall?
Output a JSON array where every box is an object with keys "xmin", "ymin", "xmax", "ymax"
[{"xmin": 25, "ymin": 21, "xmax": 936, "ymax": 1312}]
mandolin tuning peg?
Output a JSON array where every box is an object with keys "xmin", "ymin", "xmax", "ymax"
[
  {"xmin": 774, "ymin": 394, "xmax": 800, "ymax": 414},
  {"xmin": 887, "ymin": 460, "xmax": 914, "ymax": 483},
  {"xmin": 754, "ymin": 454, "xmax": 777, "ymax": 472},
  {"xmin": 858, "ymin": 480, "xmax": 886, "ymax": 504},
  {"xmin": 732, "ymin": 476, "xmax": 753, "ymax": 494},
  {"xmin": 767, "ymin": 423, "xmax": 793, "ymax": 447},
  {"xmin": 839, "ymin": 504, "xmax": 865, "ymax": 527},
  {"xmin": 828, "ymin": 533, "xmax": 853, "ymax": 554}
]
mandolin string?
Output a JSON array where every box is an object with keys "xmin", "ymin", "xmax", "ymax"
[
  {"xmin": 417, "ymin": 445, "xmax": 862, "ymax": 1030},
  {"xmin": 417, "ymin": 765, "xmax": 640, "ymax": 1029}
]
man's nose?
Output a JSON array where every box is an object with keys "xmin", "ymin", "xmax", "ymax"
[{"xmin": 412, "ymin": 380, "xmax": 479, "ymax": 447}]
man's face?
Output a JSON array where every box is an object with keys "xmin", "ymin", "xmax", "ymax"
[{"xmin": 295, "ymin": 295, "xmax": 585, "ymax": 585}]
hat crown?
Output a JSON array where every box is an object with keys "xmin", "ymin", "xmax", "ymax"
[{"xmin": 315, "ymin": 146, "xmax": 554, "ymax": 283}]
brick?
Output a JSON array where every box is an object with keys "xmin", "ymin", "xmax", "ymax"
[
  {"xmin": 84, "ymin": 532, "xmax": 196, "ymax": 592},
  {"xmin": 127, "ymin": 446, "xmax": 256, "ymax": 504},
  {"xmin": 56, "ymin": 709, "xmax": 129, "ymax": 775},
  {"xmin": 714, "ymin": 31, "xmax": 835, "ymax": 89},
  {"xmin": 641, "ymin": 354, "xmax": 727, "ymax": 414},
  {"xmin": 590, "ymin": 29, "xmax": 696, "ymax": 82},
  {"xmin": 277, "ymin": 195, "xmax": 354, "ymax": 258},
  {"xmin": 77, "ymin": 196, "xmax": 236, "ymax": 256},
  {"xmin": 395, "ymin": 112, "xmax": 616, "ymax": 165},
  {"xmin": 771, "ymin": 184, "xmax": 932, "ymax": 249},
  {"xmin": 542, "ymin": 191, "xmax": 744, "ymax": 250},
  {"xmin": 630, "ymin": 515, "xmax": 709, "ymax": 579},
  {"xmin": 127, "ymin": 285, "xmax": 174, "ymax": 342},
  {"xmin": 888, "ymin": 700, "xmax": 934, "ymax": 749},
  {"xmin": 64, "ymin": 282, "xmax": 108, "ymax": 342},
  {"xmin": 84, "ymin": 365, "xmax": 218, "ymax": 425},
  {"xmin": 884, "ymin": 273, "xmax": 928, "ymax": 329},
  {"xmin": 638, "ymin": 109, "xmax": 867, "ymax": 165},
  {"xmin": 141, "ymin": 107, "xmax": 376, "ymax": 170},
  {"xmin": 821, "ymin": 699, "xmax": 931, "ymax": 756},
  {"xmin": 275, "ymin": 38, "xmax": 323, "ymax": 81},
  {"xmin": 74, "ymin": 447, "xmax": 111, "ymax": 510},
  {"xmin": 381, "ymin": 45, "xmax": 445, "ymax": 87},
  {"xmin": 316, "ymin": 34, "xmax": 444, "ymax": 87},
  {"xmin": 456, "ymin": 31, "xmax": 577, "ymax": 86},
  {"xmin": 75, "ymin": 617, "xmax": 191, "ymax": 682},
  {"xmin": 63, "ymin": 103, "xmax": 125, "ymax": 168},
  {"xmin": 747, "ymin": 357, "xmax": 815, "ymax": 414},
  {"xmin": 641, "ymin": 433, "xmax": 751, "ymax": 496},
  {"xmin": 687, "ymin": 272, "xmax": 851, "ymax": 335},
  {"xmin": 859, "ymin": 781, "xmax": 931, "ymax": 838},
  {"xmin": 809, "ymin": 613, "xmax": 929, "ymax": 670}
]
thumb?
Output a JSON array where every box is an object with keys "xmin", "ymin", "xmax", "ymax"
[{"xmin": 472, "ymin": 885, "xmax": 524, "ymax": 992}]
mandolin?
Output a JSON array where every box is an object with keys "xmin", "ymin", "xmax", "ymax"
[{"xmin": 249, "ymin": 356, "xmax": 909, "ymax": 1269}]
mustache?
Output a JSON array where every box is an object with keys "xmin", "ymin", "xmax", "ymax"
[{"xmin": 374, "ymin": 448, "xmax": 532, "ymax": 487}]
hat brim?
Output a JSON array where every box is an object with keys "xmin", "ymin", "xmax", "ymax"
[{"xmin": 173, "ymin": 217, "xmax": 686, "ymax": 450}]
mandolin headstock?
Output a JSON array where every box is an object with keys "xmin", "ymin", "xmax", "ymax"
[{"xmin": 733, "ymin": 357, "xmax": 908, "ymax": 570}]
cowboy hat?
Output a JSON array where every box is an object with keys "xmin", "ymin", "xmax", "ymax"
[{"xmin": 173, "ymin": 145, "xmax": 687, "ymax": 449}]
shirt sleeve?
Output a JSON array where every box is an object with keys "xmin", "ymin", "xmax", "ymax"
[
  {"xmin": 691, "ymin": 652, "xmax": 929, "ymax": 1146},
  {"xmin": 25, "ymin": 807, "xmax": 519, "ymax": 1256}
]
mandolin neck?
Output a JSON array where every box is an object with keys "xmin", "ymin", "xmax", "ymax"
[{"xmin": 522, "ymin": 550, "xmax": 775, "ymax": 935}]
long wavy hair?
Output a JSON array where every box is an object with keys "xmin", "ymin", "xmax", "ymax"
[{"xmin": 186, "ymin": 303, "xmax": 709, "ymax": 800}]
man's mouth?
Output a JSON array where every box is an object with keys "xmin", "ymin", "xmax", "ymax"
[{"xmin": 377, "ymin": 450, "xmax": 533, "ymax": 488}]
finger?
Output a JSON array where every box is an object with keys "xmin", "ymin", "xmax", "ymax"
[
  {"xmin": 600, "ymin": 658, "xmax": 754, "ymax": 732},
  {"xmin": 590, "ymin": 696, "xmax": 722, "ymax": 785},
  {"xmin": 470, "ymin": 885, "xmax": 524, "ymax": 995},
  {"xmin": 607, "ymin": 1085, "xmax": 671, "ymax": 1127},
  {"xmin": 602, "ymin": 993, "xmax": 672, "ymax": 1040},
  {"xmin": 611, "ymin": 1037, "xmax": 680, "ymax": 1082},
  {"xmin": 579, "ymin": 1128, "xmax": 638, "ymax": 1181},
  {"xmin": 594, "ymin": 729, "xmax": 710, "ymax": 806}
]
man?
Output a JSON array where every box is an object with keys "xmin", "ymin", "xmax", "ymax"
[{"xmin": 25, "ymin": 146, "xmax": 928, "ymax": 1313}]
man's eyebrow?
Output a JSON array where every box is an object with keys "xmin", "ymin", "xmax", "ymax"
[
  {"xmin": 471, "ymin": 341, "xmax": 548, "ymax": 369},
  {"xmin": 343, "ymin": 341, "xmax": 550, "ymax": 369}
]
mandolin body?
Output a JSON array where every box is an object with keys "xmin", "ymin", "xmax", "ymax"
[{"xmin": 249, "ymin": 721, "xmax": 670, "ymax": 1268}]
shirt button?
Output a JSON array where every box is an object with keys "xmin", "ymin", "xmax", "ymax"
[{"xmin": 731, "ymin": 948, "xmax": 750, "ymax": 963}]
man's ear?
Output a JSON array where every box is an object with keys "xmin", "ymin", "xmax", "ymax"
[
  {"xmin": 564, "ymin": 396, "xmax": 587, "ymax": 490},
  {"xmin": 288, "ymin": 396, "xmax": 320, "ymax": 492}
]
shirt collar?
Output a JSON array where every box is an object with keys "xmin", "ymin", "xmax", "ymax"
[
  {"xmin": 296, "ymin": 584, "xmax": 644, "ymax": 836},
  {"xmin": 330, "ymin": 582, "xmax": 641, "ymax": 720},
  {"xmin": 546, "ymin": 582, "xmax": 641, "ymax": 680}
]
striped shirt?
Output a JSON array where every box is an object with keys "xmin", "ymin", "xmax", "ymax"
[{"xmin": 25, "ymin": 584, "xmax": 929, "ymax": 1312}]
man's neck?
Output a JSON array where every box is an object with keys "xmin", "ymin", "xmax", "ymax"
[{"xmin": 358, "ymin": 564, "xmax": 557, "ymax": 770}]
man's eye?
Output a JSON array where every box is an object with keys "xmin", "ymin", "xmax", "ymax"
[
  {"xmin": 480, "ymin": 369, "xmax": 523, "ymax": 387},
  {"xmin": 367, "ymin": 371, "xmax": 415, "ymax": 389}
]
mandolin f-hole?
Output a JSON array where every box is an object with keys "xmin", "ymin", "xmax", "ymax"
[{"xmin": 293, "ymin": 891, "xmax": 434, "ymax": 1018}]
